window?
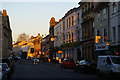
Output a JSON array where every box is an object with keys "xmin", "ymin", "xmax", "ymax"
[
  {"xmin": 119, "ymin": 25, "xmax": 120, "ymax": 41},
  {"xmin": 113, "ymin": 3, "xmax": 117, "ymax": 13},
  {"xmin": 97, "ymin": 11, "xmax": 100, "ymax": 22},
  {"xmin": 112, "ymin": 27, "xmax": 116, "ymax": 41},
  {"xmin": 82, "ymin": 7, "xmax": 84, "ymax": 13},
  {"xmin": 104, "ymin": 29, "xmax": 107, "ymax": 42},
  {"xmin": 66, "ymin": 34, "xmax": 68, "ymax": 43},
  {"xmin": 85, "ymin": 5, "xmax": 87, "ymax": 11},
  {"xmin": 72, "ymin": 16, "xmax": 74, "ymax": 26},
  {"xmin": 66, "ymin": 19, "xmax": 68, "ymax": 29},
  {"xmin": 97, "ymin": 30, "xmax": 100, "ymax": 36},
  {"xmin": 88, "ymin": 2, "xmax": 90, "ymax": 9},
  {"xmin": 71, "ymin": 33, "xmax": 73, "ymax": 42},
  {"xmin": 77, "ymin": 13, "xmax": 79, "ymax": 24},
  {"xmin": 68, "ymin": 32, "xmax": 71, "ymax": 42},
  {"xmin": 103, "ymin": 8, "xmax": 106, "ymax": 19},
  {"xmin": 69, "ymin": 17, "xmax": 71, "ymax": 28},
  {"xmin": 106, "ymin": 57, "xmax": 111, "ymax": 65}
]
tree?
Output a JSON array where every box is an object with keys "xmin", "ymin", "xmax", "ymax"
[{"xmin": 16, "ymin": 33, "xmax": 30, "ymax": 42}]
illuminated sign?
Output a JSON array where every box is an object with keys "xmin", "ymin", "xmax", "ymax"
[{"xmin": 58, "ymin": 50, "xmax": 63, "ymax": 53}]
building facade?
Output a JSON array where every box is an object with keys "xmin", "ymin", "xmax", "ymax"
[
  {"xmin": 49, "ymin": 17, "xmax": 58, "ymax": 61},
  {"xmin": 94, "ymin": 2, "xmax": 110, "ymax": 59},
  {"xmin": 59, "ymin": 8, "xmax": 82, "ymax": 61},
  {"xmin": 0, "ymin": 10, "xmax": 12, "ymax": 58},
  {"xmin": 12, "ymin": 33, "xmax": 42, "ymax": 58},
  {"xmin": 75, "ymin": 6, "xmax": 83, "ymax": 61},
  {"xmin": 54, "ymin": 19, "xmax": 63, "ymax": 60},
  {"xmin": 42, "ymin": 35, "xmax": 50, "ymax": 58},
  {"xmin": 79, "ymin": 2, "xmax": 95, "ymax": 61},
  {"xmin": 109, "ymin": 2, "xmax": 120, "ymax": 55}
]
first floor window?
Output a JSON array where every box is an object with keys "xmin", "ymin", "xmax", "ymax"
[
  {"xmin": 119, "ymin": 25, "xmax": 120, "ymax": 41},
  {"xmin": 112, "ymin": 27, "xmax": 116, "ymax": 41}
]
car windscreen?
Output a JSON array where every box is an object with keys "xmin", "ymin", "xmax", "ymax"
[
  {"xmin": 111, "ymin": 57, "xmax": 120, "ymax": 64},
  {"xmin": 79, "ymin": 60, "xmax": 91, "ymax": 64}
]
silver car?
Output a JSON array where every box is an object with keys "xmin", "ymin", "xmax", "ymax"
[{"xmin": 32, "ymin": 58, "xmax": 39, "ymax": 64}]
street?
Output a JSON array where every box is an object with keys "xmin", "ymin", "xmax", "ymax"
[{"xmin": 10, "ymin": 59, "xmax": 102, "ymax": 80}]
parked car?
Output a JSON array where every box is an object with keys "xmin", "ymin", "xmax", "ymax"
[
  {"xmin": 97, "ymin": 55, "xmax": 120, "ymax": 77},
  {"xmin": 32, "ymin": 57, "xmax": 39, "ymax": 64},
  {"xmin": 74, "ymin": 60, "xmax": 97, "ymax": 73},
  {"xmin": 0, "ymin": 66, "xmax": 2, "ymax": 80},
  {"xmin": 0, "ymin": 58, "xmax": 14, "ymax": 73},
  {"xmin": 61, "ymin": 58, "xmax": 75, "ymax": 68},
  {"xmin": 0, "ymin": 63, "xmax": 10, "ymax": 79}
]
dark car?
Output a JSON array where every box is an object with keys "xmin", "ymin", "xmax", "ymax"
[
  {"xmin": 74, "ymin": 60, "xmax": 97, "ymax": 73},
  {"xmin": 61, "ymin": 58, "xmax": 75, "ymax": 68},
  {"xmin": 1, "ymin": 58, "xmax": 14, "ymax": 73},
  {"xmin": 0, "ymin": 63, "xmax": 10, "ymax": 79}
]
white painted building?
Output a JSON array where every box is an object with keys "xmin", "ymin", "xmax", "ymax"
[
  {"xmin": 109, "ymin": 2, "xmax": 120, "ymax": 54},
  {"xmin": 94, "ymin": 3, "xmax": 110, "ymax": 58},
  {"xmin": 61, "ymin": 7, "xmax": 82, "ymax": 61},
  {"xmin": 0, "ymin": 10, "xmax": 12, "ymax": 58},
  {"xmin": 54, "ymin": 20, "xmax": 63, "ymax": 47}
]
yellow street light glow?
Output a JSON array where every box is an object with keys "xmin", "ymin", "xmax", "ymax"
[
  {"xmin": 58, "ymin": 51, "xmax": 63, "ymax": 53},
  {"xmin": 50, "ymin": 38, "xmax": 54, "ymax": 41},
  {"xmin": 95, "ymin": 36, "xmax": 101, "ymax": 43},
  {"xmin": 106, "ymin": 42, "xmax": 110, "ymax": 46},
  {"xmin": 56, "ymin": 57, "xmax": 59, "ymax": 60},
  {"xmin": 48, "ymin": 59, "xmax": 51, "ymax": 62}
]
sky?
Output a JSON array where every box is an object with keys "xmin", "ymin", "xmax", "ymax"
[{"xmin": 1, "ymin": 1, "xmax": 80, "ymax": 41}]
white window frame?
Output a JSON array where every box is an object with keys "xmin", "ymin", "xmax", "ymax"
[{"xmin": 103, "ymin": 8, "xmax": 106, "ymax": 19}]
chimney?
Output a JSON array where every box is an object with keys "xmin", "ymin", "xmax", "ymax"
[
  {"xmin": 38, "ymin": 33, "xmax": 40, "ymax": 36},
  {"xmin": 2, "ymin": 10, "xmax": 7, "ymax": 16}
]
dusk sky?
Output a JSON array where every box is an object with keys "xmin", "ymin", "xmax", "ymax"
[{"xmin": 2, "ymin": 1, "xmax": 80, "ymax": 41}]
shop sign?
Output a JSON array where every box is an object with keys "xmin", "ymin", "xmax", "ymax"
[{"xmin": 95, "ymin": 43, "xmax": 109, "ymax": 51}]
